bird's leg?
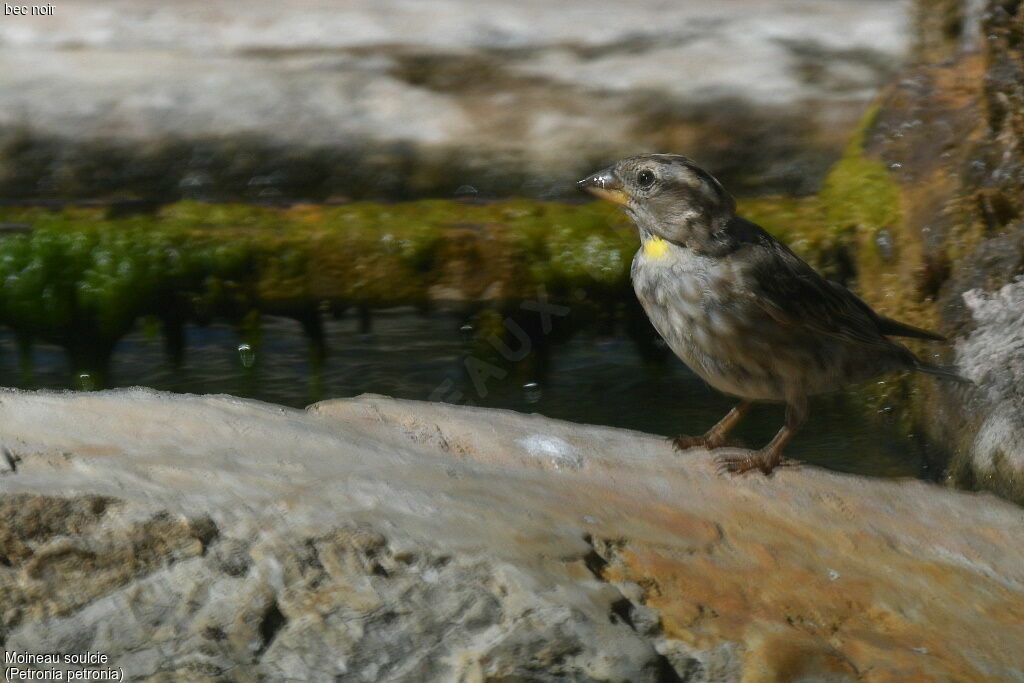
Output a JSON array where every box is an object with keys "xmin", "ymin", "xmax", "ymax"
[
  {"xmin": 672, "ymin": 401, "xmax": 753, "ymax": 451},
  {"xmin": 716, "ymin": 397, "xmax": 807, "ymax": 475}
]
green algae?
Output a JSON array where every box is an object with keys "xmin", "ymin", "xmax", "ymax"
[
  {"xmin": 812, "ymin": 105, "xmax": 928, "ymax": 436},
  {"xmin": 738, "ymin": 195, "xmax": 855, "ymax": 282},
  {"xmin": 0, "ymin": 200, "xmax": 620, "ymax": 380},
  {"xmin": 0, "ymin": 195, "xmax": 854, "ymax": 383},
  {"xmin": 813, "ymin": 104, "xmax": 935, "ymax": 331},
  {"xmin": 810, "ymin": 102, "xmax": 971, "ymax": 475},
  {"xmin": 818, "ymin": 105, "xmax": 902, "ymax": 242},
  {"xmin": 815, "ymin": 104, "xmax": 910, "ymax": 327}
]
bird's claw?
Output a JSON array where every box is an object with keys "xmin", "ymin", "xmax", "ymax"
[
  {"xmin": 714, "ymin": 451, "xmax": 759, "ymax": 475},
  {"xmin": 713, "ymin": 449, "xmax": 796, "ymax": 476}
]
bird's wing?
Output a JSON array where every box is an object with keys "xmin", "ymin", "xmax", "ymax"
[
  {"xmin": 874, "ymin": 315, "xmax": 946, "ymax": 341},
  {"xmin": 735, "ymin": 224, "xmax": 895, "ymax": 348}
]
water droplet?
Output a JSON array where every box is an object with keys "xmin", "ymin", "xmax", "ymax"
[
  {"xmin": 522, "ymin": 382, "xmax": 542, "ymax": 403},
  {"xmin": 238, "ymin": 343, "xmax": 256, "ymax": 368},
  {"xmin": 77, "ymin": 373, "xmax": 96, "ymax": 391},
  {"xmin": 179, "ymin": 170, "xmax": 212, "ymax": 189},
  {"xmin": 874, "ymin": 229, "xmax": 894, "ymax": 262}
]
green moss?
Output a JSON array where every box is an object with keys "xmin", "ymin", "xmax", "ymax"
[
  {"xmin": 818, "ymin": 104, "xmax": 902, "ymax": 240},
  {"xmin": 811, "ymin": 103, "xmax": 960, "ymax": 456},
  {"xmin": 736, "ymin": 195, "xmax": 855, "ymax": 279},
  {"xmin": 0, "ymin": 200, "xmax": 620, "ymax": 376},
  {"xmin": 519, "ymin": 203, "xmax": 634, "ymax": 293},
  {"xmin": 0, "ymin": 195, "xmax": 856, "ymax": 382}
]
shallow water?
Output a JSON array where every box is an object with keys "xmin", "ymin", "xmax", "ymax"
[{"xmin": 0, "ymin": 309, "xmax": 932, "ymax": 479}]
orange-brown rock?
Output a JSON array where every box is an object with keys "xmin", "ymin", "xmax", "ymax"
[
  {"xmin": 1, "ymin": 389, "xmax": 1022, "ymax": 680},
  {"xmin": 825, "ymin": 0, "xmax": 1024, "ymax": 502}
]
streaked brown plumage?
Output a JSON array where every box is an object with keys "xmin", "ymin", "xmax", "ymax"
[{"xmin": 578, "ymin": 153, "xmax": 965, "ymax": 475}]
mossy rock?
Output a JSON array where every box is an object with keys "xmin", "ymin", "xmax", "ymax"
[
  {"xmin": 0, "ymin": 194, "xmax": 844, "ymax": 385},
  {"xmin": 814, "ymin": 0, "xmax": 1024, "ymax": 502}
]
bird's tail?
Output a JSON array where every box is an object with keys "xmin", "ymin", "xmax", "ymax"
[{"xmin": 915, "ymin": 361, "xmax": 972, "ymax": 384}]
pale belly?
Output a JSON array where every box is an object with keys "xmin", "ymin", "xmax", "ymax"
[
  {"xmin": 643, "ymin": 300, "xmax": 789, "ymax": 400},
  {"xmin": 631, "ymin": 249, "xmax": 797, "ymax": 401}
]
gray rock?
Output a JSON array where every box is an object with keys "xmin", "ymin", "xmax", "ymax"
[
  {"xmin": 0, "ymin": 0, "xmax": 909, "ymax": 199},
  {"xmin": 1, "ymin": 389, "xmax": 1022, "ymax": 680},
  {"xmin": 958, "ymin": 280, "xmax": 1024, "ymax": 489},
  {"xmin": 840, "ymin": 0, "xmax": 1024, "ymax": 503}
]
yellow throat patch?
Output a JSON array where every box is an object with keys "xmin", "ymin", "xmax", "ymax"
[{"xmin": 643, "ymin": 236, "xmax": 670, "ymax": 260}]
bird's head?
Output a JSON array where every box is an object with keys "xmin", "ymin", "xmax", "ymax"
[{"xmin": 577, "ymin": 154, "xmax": 735, "ymax": 246}]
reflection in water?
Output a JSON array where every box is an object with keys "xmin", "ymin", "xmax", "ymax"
[
  {"xmin": 522, "ymin": 381, "xmax": 543, "ymax": 404},
  {"xmin": 237, "ymin": 343, "xmax": 256, "ymax": 369},
  {"xmin": 0, "ymin": 310, "xmax": 930, "ymax": 479}
]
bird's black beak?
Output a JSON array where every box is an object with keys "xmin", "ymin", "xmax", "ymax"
[{"xmin": 577, "ymin": 168, "xmax": 628, "ymax": 206}]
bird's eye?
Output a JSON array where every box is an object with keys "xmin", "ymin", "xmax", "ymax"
[{"xmin": 637, "ymin": 170, "xmax": 655, "ymax": 188}]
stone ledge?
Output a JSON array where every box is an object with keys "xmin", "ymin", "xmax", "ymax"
[{"xmin": 1, "ymin": 388, "xmax": 1021, "ymax": 681}]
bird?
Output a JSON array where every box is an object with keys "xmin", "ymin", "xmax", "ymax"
[{"xmin": 578, "ymin": 153, "xmax": 966, "ymax": 475}]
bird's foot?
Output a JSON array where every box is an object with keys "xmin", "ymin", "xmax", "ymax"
[
  {"xmin": 671, "ymin": 434, "xmax": 742, "ymax": 451},
  {"xmin": 714, "ymin": 448, "xmax": 800, "ymax": 476}
]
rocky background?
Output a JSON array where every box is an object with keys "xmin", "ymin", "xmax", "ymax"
[
  {"xmin": 0, "ymin": 0, "xmax": 907, "ymax": 200},
  {"xmin": 822, "ymin": 0, "xmax": 1024, "ymax": 502},
  {"xmin": 1, "ymin": 390, "xmax": 1022, "ymax": 681}
]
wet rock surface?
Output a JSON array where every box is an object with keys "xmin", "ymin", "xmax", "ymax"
[
  {"xmin": 1, "ymin": 388, "xmax": 1022, "ymax": 681},
  {"xmin": 822, "ymin": 0, "xmax": 1024, "ymax": 501},
  {"xmin": 0, "ymin": 0, "xmax": 908, "ymax": 200}
]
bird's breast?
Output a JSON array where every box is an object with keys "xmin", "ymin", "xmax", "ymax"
[
  {"xmin": 632, "ymin": 244, "xmax": 714, "ymax": 308},
  {"xmin": 630, "ymin": 246, "xmax": 788, "ymax": 400},
  {"xmin": 631, "ymin": 246, "xmax": 721, "ymax": 347}
]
